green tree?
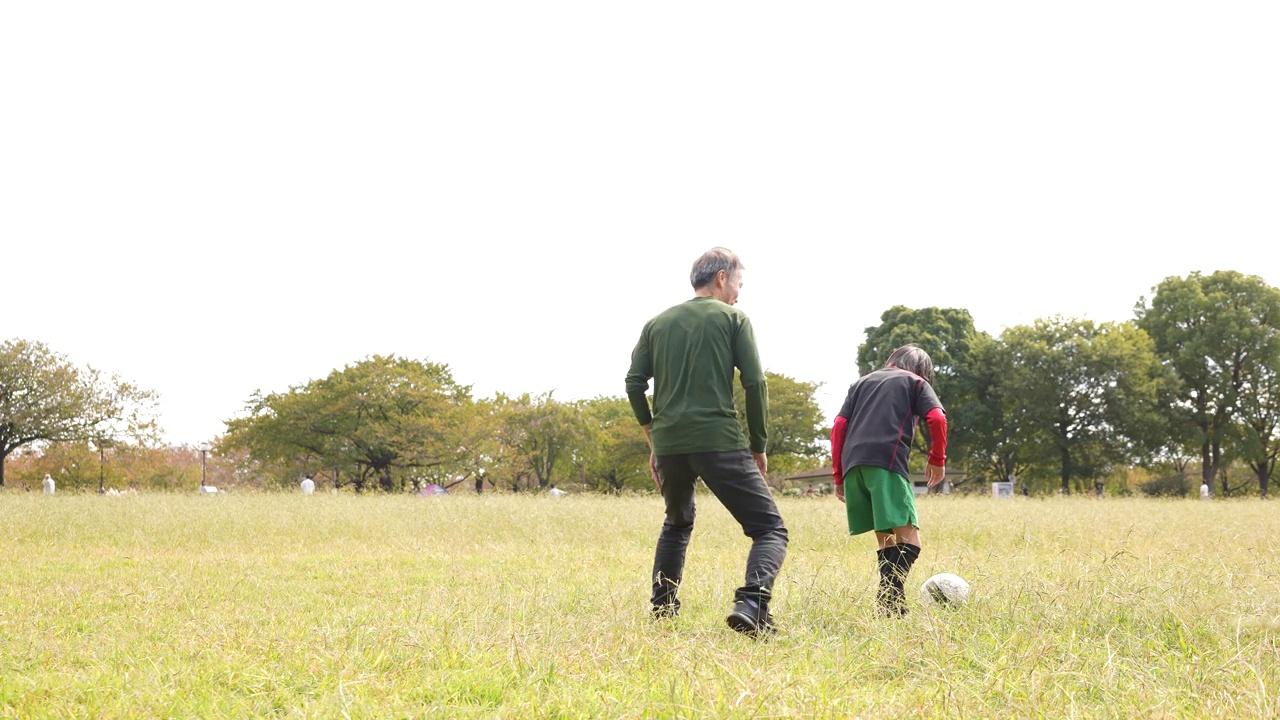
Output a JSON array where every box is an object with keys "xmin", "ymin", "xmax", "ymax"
[
  {"xmin": 0, "ymin": 339, "xmax": 157, "ymax": 488},
  {"xmin": 1232, "ymin": 351, "xmax": 1280, "ymax": 497},
  {"xmin": 223, "ymin": 355, "xmax": 476, "ymax": 492},
  {"xmin": 490, "ymin": 392, "xmax": 585, "ymax": 490},
  {"xmin": 857, "ymin": 306, "xmax": 978, "ymax": 397},
  {"xmin": 578, "ymin": 396, "xmax": 651, "ymax": 492},
  {"xmin": 1136, "ymin": 271, "xmax": 1280, "ymax": 494},
  {"xmin": 733, "ymin": 371, "xmax": 827, "ymax": 479},
  {"xmin": 998, "ymin": 318, "xmax": 1169, "ymax": 493},
  {"xmin": 952, "ymin": 333, "xmax": 1032, "ymax": 488},
  {"xmin": 858, "ymin": 307, "xmax": 982, "ymax": 466}
]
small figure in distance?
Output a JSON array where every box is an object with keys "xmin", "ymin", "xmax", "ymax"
[
  {"xmin": 1201, "ymin": 481, "xmax": 1210, "ymax": 501},
  {"xmin": 301, "ymin": 474, "xmax": 315, "ymax": 495},
  {"xmin": 548, "ymin": 483, "xmax": 568, "ymax": 498},
  {"xmin": 43, "ymin": 473, "xmax": 55, "ymax": 495}
]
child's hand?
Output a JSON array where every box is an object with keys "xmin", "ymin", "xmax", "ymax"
[
  {"xmin": 835, "ymin": 483, "xmax": 845, "ymax": 503},
  {"xmin": 925, "ymin": 462, "xmax": 946, "ymax": 487}
]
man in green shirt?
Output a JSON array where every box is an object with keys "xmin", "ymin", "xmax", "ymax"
[{"xmin": 625, "ymin": 247, "xmax": 788, "ymax": 636}]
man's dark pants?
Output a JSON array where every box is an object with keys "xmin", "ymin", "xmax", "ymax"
[{"xmin": 651, "ymin": 449, "xmax": 788, "ymax": 611}]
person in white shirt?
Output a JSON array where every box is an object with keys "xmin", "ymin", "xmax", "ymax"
[
  {"xmin": 1200, "ymin": 482, "xmax": 1209, "ymax": 501},
  {"xmin": 301, "ymin": 474, "xmax": 315, "ymax": 495},
  {"xmin": 42, "ymin": 474, "xmax": 55, "ymax": 495},
  {"xmin": 548, "ymin": 484, "xmax": 568, "ymax": 498}
]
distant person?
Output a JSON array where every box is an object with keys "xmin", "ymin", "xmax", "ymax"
[
  {"xmin": 1094, "ymin": 480, "xmax": 1104, "ymax": 498},
  {"xmin": 626, "ymin": 247, "xmax": 787, "ymax": 637},
  {"xmin": 831, "ymin": 344, "xmax": 947, "ymax": 617},
  {"xmin": 1020, "ymin": 483, "xmax": 1029, "ymax": 497},
  {"xmin": 1201, "ymin": 481, "xmax": 1210, "ymax": 501},
  {"xmin": 42, "ymin": 474, "xmax": 55, "ymax": 495},
  {"xmin": 300, "ymin": 474, "xmax": 315, "ymax": 495},
  {"xmin": 548, "ymin": 484, "xmax": 568, "ymax": 498}
]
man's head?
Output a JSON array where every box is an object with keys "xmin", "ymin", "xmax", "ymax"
[
  {"xmin": 690, "ymin": 247, "xmax": 745, "ymax": 305},
  {"xmin": 885, "ymin": 344, "xmax": 935, "ymax": 383}
]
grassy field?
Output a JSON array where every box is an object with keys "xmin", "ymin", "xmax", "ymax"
[{"xmin": 1, "ymin": 491, "xmax": 1278, "ymax": 718}]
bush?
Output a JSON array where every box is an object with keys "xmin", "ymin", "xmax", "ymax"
[{"xmin": 1139, "ymin": 473, "xmax": 1190, "ymax": 498}]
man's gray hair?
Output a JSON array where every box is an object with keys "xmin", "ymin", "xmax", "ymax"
[
  {"xmin": 885, "ymin": 344, "xmax": 935, "ymax": 383},
  {"xmin": 690, "ymin": 247, "xmax": 745, "ymax": 289}
]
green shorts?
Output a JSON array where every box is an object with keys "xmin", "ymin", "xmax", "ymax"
[{"xmin": 843, "ymin": 465, "xmax": 918, "ymax": 535}]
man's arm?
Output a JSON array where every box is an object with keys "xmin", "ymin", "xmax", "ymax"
[
  {"xmin": 626, "ymin": 328, "xmax": 660, "ymax": 488},
  {"xmin": 640, "ymin": 423, "xmax": 660, "ymax": 489},
  {"xmin": 625, "ymin": 328, "xmax": 653, "ymax": 426},
  {"xmin": 733, "ymin": 316, "xmax": 768, "ymax": 455}
]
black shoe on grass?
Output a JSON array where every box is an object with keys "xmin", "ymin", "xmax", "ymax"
[{"xmin": 726, "ymin": 599, "xmax": 775, "ymax": 637}]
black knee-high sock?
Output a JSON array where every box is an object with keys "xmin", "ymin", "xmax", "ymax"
[
  {"xmin": 875, "ymin": 547, "xmax": 900, "ymax": 612},
  {"xmin": 876, "ymin": 544, "xmax": 921, "ymax": 615}
]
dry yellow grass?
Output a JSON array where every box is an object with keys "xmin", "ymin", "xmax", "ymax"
[{"xmin": 1, "ymin": 492, "xmax": 1278, "ymax": 718}]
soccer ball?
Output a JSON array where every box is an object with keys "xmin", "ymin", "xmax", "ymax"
[{"xmin": 920, "ymin": 573, "xmax": 970, "ymax": 607}]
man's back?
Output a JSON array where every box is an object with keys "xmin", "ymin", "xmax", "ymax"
[{"xmin": 626, "ymin": 296, "xmax": 767, "ymax": 456}]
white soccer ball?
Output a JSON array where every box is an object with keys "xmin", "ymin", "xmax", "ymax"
[{"xmin": 920, "ymin": 573, "xmax": 970, "ymax": 607}]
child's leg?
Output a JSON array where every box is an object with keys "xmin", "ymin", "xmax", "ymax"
[
  {"xmin": 876, "ymin": 526, "xmax": 920, "ymax": 550},
  {"xmin": 874, "ymin": 527, "xmax": 921, "ymax": 615},
  {"xmin": 865, "ymin": 467, "xmax": 923, "ymax": 615}
]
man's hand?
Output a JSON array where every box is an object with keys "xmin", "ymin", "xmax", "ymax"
[
  {"xmin": 835, "ymin": 483, "xmax": 845, "ymax": 503},
  {"xmin": 752, "ymin": 451, "xmax": 767, "ymax": 478},
  {"xmin": 925, "ymin": 462, "xmax": 946, "ymax": 487},
  {"xmin": 642, "ymin": 424, "xmax": 660, "ymax": 491}
]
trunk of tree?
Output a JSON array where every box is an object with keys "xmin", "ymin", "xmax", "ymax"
[
  {"xmin": 379, "ymin": 468, "xmax": 393, "ymax": 492},
  {"xmin": 1200, "ymin": 435, "xmax": 1215, "ymax": 488},
  {"xmin": 1060, "ymin": 446, "xmax": 1071, "ymax": 494},
  {"xmin": 1211, "ymin": 439, "xmax": 1223, "ymax": 494},
  {"xmin": 0, "ymin": 453, "xmax": 6, "ymax": 487},
  {"xmin": 1255, "ymin": 464, "xmax": 1270, "ymax": 499}
]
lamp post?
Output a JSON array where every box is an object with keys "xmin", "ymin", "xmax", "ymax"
[{"xmin": 198, "ymin": 442, "xmax": 211, "ymax": 490}]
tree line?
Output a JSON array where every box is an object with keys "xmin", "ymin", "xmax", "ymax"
[
  {"xmin": 218, "ymin": 357, "xmax": 827, "ymax": 493},
  {"xmin": 2, "ymin": 270, "xmax": 1277, "ymax": 496},
  {"xmin": 865, "ymin": 270, "xmax": 1280, "ymax": 497}
]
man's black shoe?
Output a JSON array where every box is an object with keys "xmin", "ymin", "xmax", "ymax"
[{"xmin": 726, "ymin": 599, "xmax": 775, "ymax": 637}]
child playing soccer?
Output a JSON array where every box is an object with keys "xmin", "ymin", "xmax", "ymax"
[{"xmin": 831, "ymin": 344, "xmax": 948, "ymax": 616}]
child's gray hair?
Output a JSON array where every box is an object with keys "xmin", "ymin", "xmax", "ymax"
[
  {"xmin": 885, "ymin": 344, "xmax": 935, "ymax": 383},
  {"xmin": 690, "ymin": 247, "xmax": 744, "ymax": 289}
]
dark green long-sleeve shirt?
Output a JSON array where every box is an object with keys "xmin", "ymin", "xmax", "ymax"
[{"xmin": 625, "ymin": 296, "xmax": 768, "ymax": 455}]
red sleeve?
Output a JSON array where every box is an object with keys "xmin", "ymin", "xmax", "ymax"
[
  {"xmin": 831, "ymin": 415, "xmax": 848, "ymax": 484},
  {"xmin": 925, "ymin": 407, "xmax": 947, "ymax": 466}
]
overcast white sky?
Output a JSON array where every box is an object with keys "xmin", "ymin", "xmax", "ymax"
[{"xmin": 3, "ymin": 3, "xmax": 1278, "ymax": 446}]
